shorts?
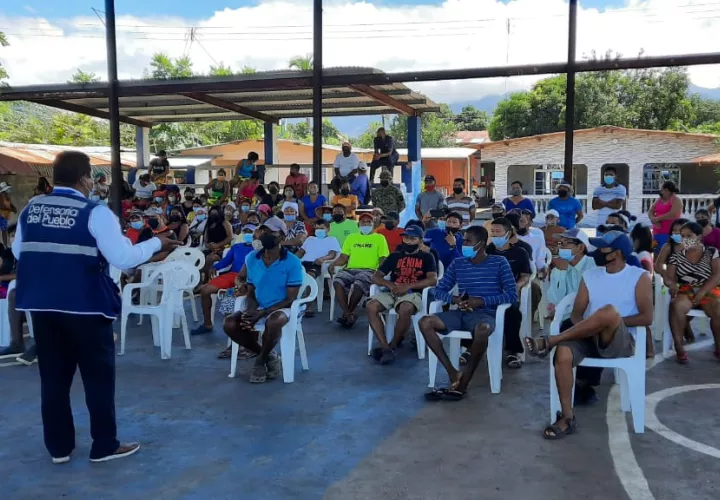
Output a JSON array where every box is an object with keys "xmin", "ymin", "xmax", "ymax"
[
  {"xmin": 302, "ymin": 262, "xmax": 322, "ymax": 277},
  {"xmin": 233, "ymin": 297, "xmax": 303, "ymax": 327},
  {"xmin": 0, "ymin": 216, "xmax": 7, "ymax": 232},
  {"xmin": 333, "ymin": 269, "xmax": 374, "ymax": 296},
  {"xmin": 209, "ymin": 272, "xmax": 238, "ymax": 290},
  {"xmin": 436, "ymin": 309, "xmax": 496, "ymax": 334},
  {"xmin": 371, "ymin": 291, "xmax": 423, "ymax": 313},
  {"xmin": 678, "ymin": 285, "xmax": 720, "ymax": 306},
  {"xmin": 559, "ymin": 319, "xmax": 635, "ymax": 367}
]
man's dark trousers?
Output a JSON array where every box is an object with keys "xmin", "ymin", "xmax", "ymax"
[{"xmin": 32, "ymin": 311, "xmax": 120, "ymax": 459}]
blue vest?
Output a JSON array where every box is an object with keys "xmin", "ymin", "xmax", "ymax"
[{"xmin": 15, "ymin": 190, "xmax": 121, "ymax": 318}]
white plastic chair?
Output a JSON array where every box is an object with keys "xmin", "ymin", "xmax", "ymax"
[
  {"xmin": 165, "ymin": 247, "xmax": 206, "ymax": 322},
  {"xmin": 366, "ymin": 284, "xmax": 433, "ymax": 360},
  {"xmin": 120, "ymin": 261, "xmax": 200, "ymax": 359},
  {"xmin": 655, "ymin": 274, "xmax": 711, "ymax": 358},
  {"xmin": 549, "ymin": 293, "xmax": 646, "ymax": 433},
  {"xmin": 652, "ymin": 273, "xmax": 666, "ymax": 342},
  {"xmin": 535, "ymin": 247, "xmax": 553, "ymax": 331},
  {"xmin": 327, "ymin": 265, "xmax": 345, "ymax": 321},
  {"xmin": 315, "ymin": 261, "xmax": 332, "ymax": 313},
  {"xmin": 0, "ymin": 279, "xmax": 16, "ymax": 347},
  {"xmin": 229, "ymin": 273, "xmax": 318, "ymax": 383},
  {"xmin": 426, "ymin": 299, "xmax": 510, "ymax": 394}
]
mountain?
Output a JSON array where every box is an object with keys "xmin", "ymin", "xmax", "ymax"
[
  {"xmin": 449, "ymin": 94, "xmax": 504, "ymax": 114},
  {"xmin": 689, "ymin": 84, "xmax": 720, "ymax": 100}
]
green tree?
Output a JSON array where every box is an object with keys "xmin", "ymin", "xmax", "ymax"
[
  {"xmin": 240, "ymin": 66, "xmax": 257, "ymax": 74},
  {"xmin": 454, "ymin": 105, "xmax": 489, "ymax": 131},
  {"xmin": 209, "ymin": 63, "xmax": 233, "ymax": 76},
  {"xmin": 389, "ymin": 104, "xmax": 457, "ymax": 148},
  {"xmin": 145, "ymin": 53, "xmax": 193, "ymax": 80},
  {"xmin": 288, "ymin": 54, "xmax": 313, "ymax": 71},
  {"xmin": 351, "ymin": 121, "xmax": 384, "ymax": 149},
  {"xmin": 0, "ymin": 31, "xmax": 9, "ymax": 84},
  {"xmin": 70, "ymin": 69, "xmax": 100, "ymax": 84}
]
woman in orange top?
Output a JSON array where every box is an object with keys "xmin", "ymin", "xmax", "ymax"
[{"xmin": 330, "ymin": 180, "xmax": 359, "ymax": 219}]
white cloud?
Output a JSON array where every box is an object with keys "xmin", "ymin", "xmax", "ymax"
[{"xmin": 1, "ymin": 0, "xmax": 719, "ymax": 104}]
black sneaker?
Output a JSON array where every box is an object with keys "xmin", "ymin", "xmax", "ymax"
[
  {"xmin": 379, "ymin": 348, "xmax": 395, "ymax": 365},
  {"xmin": 190, "ymin": 325, "xmax": 213, "ymax": 336},
  {"xmin": 0, "ymin": 345, "xmax": 23, "ymax": 358},
  {"xmin": 16, "ymin": 345, "xmax": 37, "ymax": 366}
]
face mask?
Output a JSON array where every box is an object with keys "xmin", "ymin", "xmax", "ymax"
[
  {"xmin": 341, "ymin": 188, "xmax": 350, "ymax": 196},
  {"xmin": 403, "ymin": 243, "xmax": 419, "ymax": 253},
  {"xmin": 155, "ymin": 197, "xmax": 164, "ymax": 203},
  {"xmin": 604, "ymin": 176, "xmax": 615, "ymax": 185},
  {"xmin": 148, "ymin": 218, "xmax": 160, "ymax": 230},
  {"xmin": 447, "ymin": 226, "xmax": 460, "ymax": 234},
  {"xmin": 517, "ymin": 228, "xmax": 528, "ymax": 236},
  {"xmin": 90, "ymin": 195, "xmax": 101, "ymax": 202},
  {"xmin": 437, "ymin": 220, "xmax": 446, "ymax": 230},
  {"xmin": 169, "ymin": 215, "xmax": 182, "ymax": 224},
  {"xmin": 592, "ymin": 250, "xmax": 611, "ymax": 267},
  {"xmin": 558, "ymin": 190, "xmax": 569, "ymax": 198},
  {"xmin": 252, "ymin": 239, "xmax": 263, "ymax": 251},
  {"xmin": 380, "ymin": 181, "xmax": 389, "ymax": 187},
  {"xmin": 558, "ymin": 248, "xmax": 574, "ymax": 260},
  {"xmin": 332, "ymin": 214, "xmax": 344, "ymax": 223},
  {"xmin": 697, "ymin": 219, "xmax": 710, "ymax": 228},
  {"xmin": 241, "ymin": 205, "xmax": 250, "ymax": 213},
  {"xmin": 284, "ymin": 191, "xmax": 294, "ymax": 198},
  {"xmin": 546, "ymin": 219, "xmax": 557, "ymax": 227},
  {"xmin": 196, "ymin": 214, "xmax": 207, "ymax": 222},
  {"xmin": 670, "ymin": 234, "xmax": 682, "ymax": 244},
  {"xmin": 285, "ymin": 214, "xmax": 296, "ymax": 222},
  {"xmin": 260, "ymin": 233, "xmax": 278, "ymax": 250},
  {"xmin": 682, "ymin": 236, "xmax": 702, "ymax": 250},
  {"xmin": 511, "ymin": 187, "xmax": 522, "ymax": 196},
  {"xmin": 342, "ymin": 148, "xmax": 351, "ymax": 156},
  {"xmin": 491, "ymin": 234, "xmax": 509, "ymax": 248},
  {"xmin": 269, "ymin": 187, "xmax": 278, "ymax": 194},
  {"xmin": 210, "ymin": 212, "xmax": 221, "ymax": 221},
  {"xmin": 242, "ymin": 233, "xmax": 254, "ymax": 244},
  {"xmin": 315, "ymin": 229, "xmax": 327, "ymax": 239},
  {"xmin": 130, "ymin": 221, "xmax": 144, "ymax": 230},
  {"xmin": 359, "ymin": 225, "xmax": 373, "ymax": 235},
  {"xmin": 384, "ymin": 221, "xmax": 396, "ymax": 230},
  {"xmin": 185, "ymin": 195, "xmax": 193, "ymax": 200},
  {"xmin": 168, "ymin": 197, "xmax": 176, "ymax": 203},
  {"xmin": 453, "ymin": 187, "xmax": 463, "ymax": 195},
  {"xmin": 425, "ymin": 185, "xmax": 435, "ymax": 192},
  {"xmin": 461, "ymin": 245, "xmax": 477, "ymax": 258}
]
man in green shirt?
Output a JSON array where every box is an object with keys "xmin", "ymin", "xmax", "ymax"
[{"xmin": 328, "ymin": 204, "xmax": 359, "ymax": 247}]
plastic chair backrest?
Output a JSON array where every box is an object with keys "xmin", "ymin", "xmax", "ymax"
[
  {"xmin": 298, "ymin": 272, "xmax": 319, "ymax": 304},
  {"xmin": 437, "ymin": 260, "xmax": 445, "ymax": 279},
  {"xmin": 154, "ymin": 261, "xmax": 200, "ymax": 300},
  {"xmin": 166, "ymin": 247, "xmax": 205, "ymax": 270}
]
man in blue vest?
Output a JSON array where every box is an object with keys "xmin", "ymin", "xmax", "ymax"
[{"xmin": 13, "ymin": 151, "xmax": 180, "ymax": 464}]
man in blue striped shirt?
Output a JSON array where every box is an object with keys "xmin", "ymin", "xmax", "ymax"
[{"xmin": 420, "ymin": 225, "xmax": 517, "ymax": 400}]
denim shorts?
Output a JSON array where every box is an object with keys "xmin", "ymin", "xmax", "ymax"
[{"xmin": 436, "ymin": 309, "xmax": 496, "ymax": 334}]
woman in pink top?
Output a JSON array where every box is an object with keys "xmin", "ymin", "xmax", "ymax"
[
  {"xmin": 648, "ymin": 181, "xmax": 683, "ymax": 252},
  {"xmin": 695, "ymin": 209, "xmax": 720, "ymax": 250}
]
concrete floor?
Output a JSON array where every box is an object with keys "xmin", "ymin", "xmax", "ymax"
[{"xmin": 1, "ymin": 307, "xmax": 719, "ymax": 500}]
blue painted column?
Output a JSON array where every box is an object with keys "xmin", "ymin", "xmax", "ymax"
[
  {"xmin": 262, "ymin": 122, "xmax": 277, "ymax": 184},
  {"xmin": 401, "ymin": 115, "xmax": 422, "ymax": 225}
]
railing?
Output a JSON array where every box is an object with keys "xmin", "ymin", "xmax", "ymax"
[{"xmin": 640, "ymin": 194, "xmax": 715, "ymax": 217}]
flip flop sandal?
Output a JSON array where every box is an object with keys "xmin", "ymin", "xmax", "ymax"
[
  {"xmin": 439, "ymin": 389, "xmax": 467, "ymax": 401},
  {"xmin": 676, "ymin": 352, "xmax": 689, "ymax": 364},
  {"xmin": 524, "ymin": 335, "xmax": 550, "ymax": 358},
  {"xmin": 266, "ymin": 354, "xmax": 281, "ymax": 379},
  {"xmin": 344, "ymin": 314, "xmax": 358, "ymax": 329},
  {"xmin": 424, "ymin": 388, "xmax": 448, "ymax": 401},
  {"xmin": 217, "ymin": 347, "xmax": 232, "ymax": 359},
  {"xmin": 336, "ymin": 316, "xmax": 349, "ymax": 326},
  {"xmin": 249, "ymin": 365, "xmax": 268, "ymax": 384},
  {"xmin": 543, "ymin": 412, "xmax": 577, "ymax": 440},
  {"xmin": 505, "ymin": 354, "xmax": 523, "ymax": 369}
]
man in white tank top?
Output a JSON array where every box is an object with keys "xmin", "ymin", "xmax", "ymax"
[{"xmin": 525, "ymin": 231, "xmax": 653, "ymax": 439}]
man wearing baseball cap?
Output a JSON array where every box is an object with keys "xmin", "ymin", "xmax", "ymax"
[
  {"xmin": 525, "ymin": 231, "xmax": 652, "ymax": 439},
  {"xmin": 331, "ymin": 212, "xmax": 390, "ymax": 328},
  {"xmin": 372, "ymin": 170, "xmax": 405, "ymax": 215},
  {"xmin": 222, "ymin": 216, "xmax": 304, "ymax": 383},
  {"xmin": 366, "ymin": 225, "xmax": 438, "ymax": 364},
  {"xmin": 415, "ymin": 175, "xmax": 445, "ymax": 220}
]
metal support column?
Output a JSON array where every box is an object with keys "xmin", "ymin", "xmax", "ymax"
[
  {"xmin": 312, "ymin": 0, "xmax": 323, "ymax": 184},
  {"xmin": 263, "ymin": 121, "xmax": 277, "ymax": 185},
  {"xmin": 401, "ymin": 115, "xmax": 422, "ymax": 226},
  {"xmin": 105, "ymin": 0, "xmax": 122, "ymax": 215},
  {"xmin": 563, "ymin": 0, "xmax": 578, "ymax": 184}
]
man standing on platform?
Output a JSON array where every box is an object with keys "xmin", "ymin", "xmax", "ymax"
[{"xmin": 13, "ymin": 151, "xmax": 180, "ymax": 464}]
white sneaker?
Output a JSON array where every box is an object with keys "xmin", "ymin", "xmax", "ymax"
[{"xmin": 52, "ymin": 456, "xmax": 71, "ymax": 465}]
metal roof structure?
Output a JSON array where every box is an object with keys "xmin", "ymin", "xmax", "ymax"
[{"xmin": 0, "ymin": 67, "xmax": 440, "ymax": 128}]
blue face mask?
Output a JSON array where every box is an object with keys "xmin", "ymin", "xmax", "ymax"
[
  {"xmin": 90, "ymin": 195, "xmax": 101, "ymax": 202},
  {"xmin": 315, "ymin": 229, "xmax": 327, "ymax": 239},
  {"xmin": 558, "ymin": 248, "xmax": 574, "ymax": 260},
  {"xmin": 604, "ymin": 175, "xmax": 615, "ymax": 185},
  {"xmin": 323, "ymin": 213, "xmax": 332, "ymax": 222},
  {"xmin": 671, "ymin": 234, "xmax": 682, "ymax": 243},
  {"xmin": 285, "ymin": 215, "xmax": 296, "ymax": 222},
  {"xmin": 491, "ymin": 233, "xmax": 509, "ymax": 248},
  {"xmin": 437, "ymin": 220, "xmax": 446, "ymax": 230},
  {"xmin": 359, "ymin": 225, "xmax": 373, "ymax": 235},
  {"xmin": 241, "ymin": 205, "xmax": 250, "ymax": 213},
  {"xmin": 242, "ymin": 233, "xmax": 253, "ymax": 244},
  {"xmin": 196, "ymin": 214, "xmax": 207, "ymax": 222},
  {"xmin": 461, "ymin": 245, "xmax": 477, "ymax": 258},
  {"xmin": 130, "ymin": 221, "xmax": 144, "ymax": 230}
]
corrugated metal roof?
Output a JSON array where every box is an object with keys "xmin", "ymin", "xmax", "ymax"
[
  {"xmin": 692, "ymin": 153, "xmax": 720, "ymax": 164},
  {"xmin": 0, "ymin": 142, "xmax": 136, "ymax": 168}
]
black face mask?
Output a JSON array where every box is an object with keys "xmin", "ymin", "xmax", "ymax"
[
  {"xmin": 453, "ymin": 187, "xmax": 463, "ymax": 195},
  {"xmin": 380, "ymin": 180, "xmax": 390, "ymax": 187},
  {"xmin": 185, "ymin": 195, "xmax": 193, "ymax": 201},
  {"xmin": 148, "ymin": 218, "xmax": 160, "ymax": 230},
  {"xmin": 169, "ymin": 215, "xmax": 182, "ymax": 224},
  {"xmin": 591, "ymin": 250, "xmax": 616, "ymax": 267},
  {"xmin": 260, "ymin": 233, "xmax": 278, "ymax": 250},
  {"xmin": 517, "ymin": 228, "xmax": 528, "ymax": 236},
  {"xmin": 341, "ymin": 188, "xmax": 350, "ymax": 196},
  {"xmin": 332, "ymin": 214, "xmax": 344, "ymax": 223},
  {"xmin": 698, "ymin": 219, "xmax": 710, "ymax": 228},
  {"xmin": 447, "ymin": 226, "xmax": 460, "ymax": 233},
  {"xmin": 558, "ymin": 190, "xmax": 569, "ymax": 198},
  {"xmin": 209, "ymin": 212, "xmax": 222, "ymax": 221},
  {"xmin": 403, "ymin": 243, "xmax": 419, "ymax": 253},
  {"xmin": 384, "ymin": 221, "xmax": 396, "ymax": 230},
  {"xmin": 342, "ymin": 148, "xmax": 351, "ymax": 156},
  {"xmin": 269, "ymin": 187, "xmax": 278, "ymax": 194}
]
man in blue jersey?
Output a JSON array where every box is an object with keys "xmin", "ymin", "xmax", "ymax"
[
  {"xmin": 419, "ymin": 225, "xmax": 517, "ymax": 401},
  {"xmin": 13, "ymin": 151, "xmax": 180, "ymax": 464}
]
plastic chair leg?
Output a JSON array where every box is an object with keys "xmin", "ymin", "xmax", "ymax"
[
  {"xmin": 297, "ymin": 323, "xmax": 308, "ymax": 371},
  {"xmin": 181, "ymin": 311, "xmax": 191, "ymax": 350},
  {"xmin": 159, "ymin": 315, "xmax": 171, "ymax": 360},
  {"xmin": 385, "ymin": 312, "xmax": 396, "ymax": 345},
  {"xmin": 0, "ymin": 300, "xmax": 10, "ymax": 347},
  {"xmin": 229, "ymin": 341, "xmax": 239, "ymax": 378},
  {"xmin": 629, "ymin": 372, "xmax": 646, "ymax": 433},
  {"xmin": 329, "ymin": 282, "xmax": 336, "ymax": 321},
  {"xmin": 618, "ymin": 368, "xmax": 631, "ymax": 412},
  {"xmin": 487, "ymin": 331, "xmax": 503, "ymax": 394},
  {"xmin": 210, "ymin": 295, "xmax": 218, "ymax": 326},
  {"xmin": 316, "ymin": 276, "xmax": 324, "ymax": 313},
  {"xmin": 280, "ymin": 324, "xmax": 296, "ymax": 383},
  {"xmin": 549, "ymin": 355, "xmax": 560, "ymax": 423},
  {"xmin": 189, "ymin": 292, "xmax": 199, "ymax": 322},
  {"xmin": 412, "ymin": 314, "xmax": 426, "ymax": 359},
  {"xmin": 150, "ymin": 315, "xmax": 160, "ymax": 347},
  {"xmin": 120, "ymin": 312, "xmax": 129, "ymax": 355}
]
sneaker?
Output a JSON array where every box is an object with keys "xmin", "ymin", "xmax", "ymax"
[
  {"xmin": 266, "ymin": 352, "xmax": 281, "ymax": 379},
  {"xmin": 52, "ymin": 455, "xmax": 71, "ymax": 465},
  {"xmin": 0, "ymin": 345, "xmax": 23, "ymax": 358},
  {"xmin": 190, "ymin": 325, "xmax": 213, "ymax": 336},
  {"xmin": 379, "ymin": 348, "xmax": 395, "ymax": 365},
  {"xmin": 505, "ymin": 354, "xmax": 523, "ymax": 369},
  {"xmin": 16, "ymin": 345, "xmax": 37, "ymax": 366},
  {"xmin": 90, "ymin": 442, "xmax": 140, "ymax": 463}
]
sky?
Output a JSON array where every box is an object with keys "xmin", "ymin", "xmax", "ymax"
[{"xmin": 1, "ymin": 0, "xmax": 719, "ymax": 106}]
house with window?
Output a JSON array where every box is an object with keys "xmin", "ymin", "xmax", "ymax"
[{"xmin": 472, "ymin": 126, "xmax": 719, "ymax": 225}]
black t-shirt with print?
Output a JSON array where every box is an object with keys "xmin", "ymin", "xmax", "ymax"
[
  {"xmin": 378, "ymin": 250, "xmax": 437, "ymax": 291},
  {"xmin": 486, "ymin": 243, "xmax": 532, "ymax": 280}
]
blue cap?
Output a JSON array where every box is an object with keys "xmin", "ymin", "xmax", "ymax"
[
  {"xmin": 588, "ymin": 230, "xmax": 633, "ymax": 258},
  {"xmin": 401, "ymin": 225, "xmax": 424, "ymax": 238}
]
